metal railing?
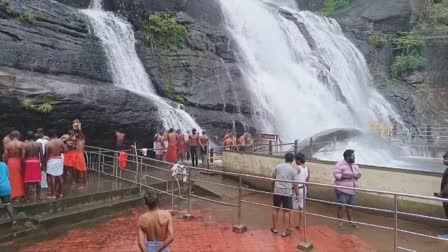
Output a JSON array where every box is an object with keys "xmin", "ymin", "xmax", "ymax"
[{"xmin": 84, "ymin": 146, "xmax": 448, "ymax": 252}]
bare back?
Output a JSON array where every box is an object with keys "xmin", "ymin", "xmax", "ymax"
[
  {"xmin": 5, "ymin": 139, "xmax": 24, "ymax": 159},
  {"xmin": 24, "ymin": 141, "xmax": 42, "ymax": 159},
  {"xmin": 223, "ymin": 138, "xmax": 233, "ymax": 147},
  {"xmin": 167, "ymin": 133, "xmax": 177, "ymax": 144},
  {"xmin": 2, "ymin": 136, "xmax": 10, "ymax": 149},
  {"xmin": 116, "ymin": 132, "xmax": 125, "ymax": 145},
  {"xmin": 138, "ymin": 209, "xmax": 172, "ymax": 241},
  {"xmin": 178, "ymin": 134, "xmax": 185, "ymax": 145},
  {"xmin": 46, "ymin": 139, "xmax": 65, "ymax": 158},
  {"xmin": 200, "ymin": 135, "xmax": 209, "ymax": 146}
]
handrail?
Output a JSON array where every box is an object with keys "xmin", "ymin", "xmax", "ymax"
[{"xmin": 85, "ymin": 145, "xmax": 448, "ymax": 251}]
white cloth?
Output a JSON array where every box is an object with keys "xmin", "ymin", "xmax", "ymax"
[
  {"xmin": 36, "ymin": 138, "xmax": 49, "ymax": 155},
  {"xmin": 47, "ymin": 158, "xmax": 64, "ymax": 176},
  {"xmin": 293, "ymin": 165, "xmax": 309, "ymax": 209},
  {"xmin": 141, "ymin": 148, "xmax": 148, "ymax": 156}
]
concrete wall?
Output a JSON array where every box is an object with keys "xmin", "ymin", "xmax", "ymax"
[{"xmin": 223, "ymin": 151, "xmax": 446, "ymax": 218}]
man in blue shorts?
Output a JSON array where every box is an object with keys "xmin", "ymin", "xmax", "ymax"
[{"xmin": 0, "ymin": 161, "xmax": 16, "ymax": 226}]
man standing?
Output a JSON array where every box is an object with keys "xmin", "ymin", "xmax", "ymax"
[
  {"xmin": 189, "ymin": 129, "xmax": 200, "ymax": 167},
  {"xmin": 2, "ymin": 132, "xmax": 11, "ymax": 161},
  {"xmin": 237, "ymin": 133, "xmax": 247, "ymax": 151},
  {"xmin": 165, "ymin": 129, "xmax": 177, "ymax": 164},
  {"xmin": 4, "ymin": 131, "xmax": 25, "ymax": 200},
  {"xmin": 436, "ymin": 153, "xmax": 448, "ymax": 218},
  {"xmin": 0, "ymin": 161, "xmax": 16, "ymax": 226},
  {"xmin": 137, "ymin": 190, "xmax": 174, "ymax": 252},
  {"xmin": 199, "ymin": 131, "xmax": 209, "ymax": 167},
  {"xmin": 176, "ymin": 130, "xmax": 186, "ymax": 164},
  {"xmin": 334, "ymin": 149, "xmax": 361, "ymax": 230},
  {"xmin": 45, "ymin": 130, "xmax": 67, "ymax": 199},
  {"xmin": 115, "ymin": 128, "xmax": 126, "ymax": 151},
  {"xmin": 36, "ymin": 131, "xmax": 49, "ymax": 189},
  {"xmin": 23, "ymin": 131, "xmax": 43, "ymax": 202},
  {"xmin": 223, "ymin": 133, "xmax": 234, "ymax": 151},
  {"xmin": 271, "ymin": 152, "xmax": 299, "ymax": 237},
  {"xmin": 154, "ymin": 130, "xmax": 165, "ymax": 161}
]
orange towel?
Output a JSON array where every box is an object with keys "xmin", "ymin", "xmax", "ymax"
[
  {"xmin": 119, "ymin": 152, "xmax": 128, "ymax": 169},
  {"xmin": 73, "ymin": 151, "xmax": 87, "ymax": 172},
  {"xmin": 64, "ymin": 150, "xmax": 76, "ymax": 168},
  {"xmin": 165, "ymin": 143, "xmax": 177, "ymax": 164},
  {"xmin": 7, "ymin": 158, "xmax": 25, "ymax": 199}
]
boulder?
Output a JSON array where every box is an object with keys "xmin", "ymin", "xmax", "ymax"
[{"xmin": 403, "ymin": 72, "xmax": 425, "ymax": 85}]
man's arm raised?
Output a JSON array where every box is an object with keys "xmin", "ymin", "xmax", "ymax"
[{"xmin": 156, "ymin": 212, "xmax": 174, "ymax": 252}]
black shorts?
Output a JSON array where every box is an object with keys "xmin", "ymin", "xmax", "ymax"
[
  {"xmin": 273, "ymin": 194, "xmax": 292, "ymax": 210},
  {"xmin": 0, "ymin": 195, "xmax": 11, "ymax": 205}
]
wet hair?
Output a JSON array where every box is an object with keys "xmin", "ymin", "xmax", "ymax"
[
  {"xmin": 295, "ymin": 152, "xmax": 306, "ymax": 164},
  {"xmin": 10, "ymin": 131, "xmax": 20, "ymax": 139},
  {"xmin": 343, "ymin": 149, "xmax": 355, "ymax": 160},
  {"xmin": 26, "ymin": 131, "xmax": 35, "ymax": 141},
  {"xmin": 48, "ymin": 129, "xmax": 58, "ymax": 138},
  {"xmin": 119, "ymin": 128, "xmax": 124, "ymax": 133},
  {"xmin": 144, "ymin": 190, "xmax": 159, "ymax": 210},
  {"xmin": 169, "ymin": 128, "xmax": 174, "ymax": 133},
  {"xmin": 444, "ymin": 153, "xmax": 448, "ymax": 160},
  {"xmin": 285, "ymin": 152, "xmax": 294, "ymax": 163}
]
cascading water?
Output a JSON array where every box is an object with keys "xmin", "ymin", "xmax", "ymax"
[
  {"xmin": 218, "ymin": 0, "xmax": 405, "ymax": 165},
  {"xmin": 83, "ymin": 0, "xmax": 200, "ymax": 132},
  {"xmin": 219, "ymin": 0, "xmax": 399, "ymax": 141}
]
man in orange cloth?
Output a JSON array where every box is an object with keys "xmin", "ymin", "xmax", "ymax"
[
  {"xmin": 165, "ymin": 128, "xmax": 178, "ymax": 164},
  {"xmin": 73, "ymin": 128, "xmax": 87, "ymax": 184},
  {"xmin": 23, "ymin": 131, "xmax": 43, "ymax": 202},
  {"xmin": 3, "ymin": 131, "xmax": 25, "ymax": 200},
  {"xmin": 176, "ymin": 129, "xmax": 186, "ymax": 164}
]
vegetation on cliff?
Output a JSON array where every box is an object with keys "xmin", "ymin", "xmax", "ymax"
[
  {"xmin": 20, "ymin": 97, "xmax": 54, "ymax": 115},
  {"xmin": 391, "ymin": 34, "xmax": 426, "ymax": 79},
  {"xmin": 144, "ymin": 12, "xmax": 187, "ymax": 50},
  {"xmin": 322, "ymin": 0, "xmax": 352, "ymax": 16}
]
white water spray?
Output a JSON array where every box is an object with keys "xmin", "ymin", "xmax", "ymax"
[
  {"xmin": 83, "ymin": 0, "xmax": 201, "ymax": 132},
  {"xmin": 219, "ymin": 0, "xmax": 400, "ymax": 142}
]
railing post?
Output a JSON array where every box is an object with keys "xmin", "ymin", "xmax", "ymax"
[
  {"xmin": 297, "ymin": 185, "xmax": 313, "ymax": 250},
  {"xmin": 171, "ymin": 178, "xmax": 175, "ymax": 212},
  {"xmin": 183, "ymin": 167, "xmax": 193, "ymax": 220},
  {"xmin": 97, "ymin": 149, "xmax": 102, "ymax": 174},
  {"xmin": 139, "ymin": 157, "xmax": 142, "ymax": 194},
  {"xmin": 233, "ymin": 175, "xmax": 247, "ymax": 233},
  {"xmin": 294, "ymin": 139, "xmax": 298, "ymax": 154},
  {"xmin": 394, "ymin": 195, "xmax": 398, "ymax": 252},
  {"xmin": 268, "ymin": 141, "xmax": 273, "ymax": 155},
  {"xmin": 309, "ymin": 138, "xmax": 314, "ymax": 160}
]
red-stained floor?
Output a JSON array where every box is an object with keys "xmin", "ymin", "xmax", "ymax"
[{"xmin": 20, "ymin": 208, "xmax": 374, "ymax": 252}]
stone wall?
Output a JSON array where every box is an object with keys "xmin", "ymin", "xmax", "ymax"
[{"xmin": 223, "ymin": 151, "xmax": 446, "ymax": 218}]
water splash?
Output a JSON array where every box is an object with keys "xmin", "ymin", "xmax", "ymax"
[
  {"xmin": 83, "ymin": 0, "xmax": 201, "ymax": 132},
  {"xmin": 218, "ymin": 0, "xmax": 400, "ymax": 142}
]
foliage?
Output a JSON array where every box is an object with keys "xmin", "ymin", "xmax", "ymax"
[
  {"xmin": 368, "ymin": 32, "xmax": 386, "ymax": 48},
  {"xmin": 19, "ymin": 13, "xmax": 38, "ymax": 24},
  {"xmin": 144, "ymin": 12, "xmax": 188, "ymax": 50},
  {"xmin": 429, "ymin": 0, "xmax": 448, "ymax": 26},
  {"xmin": 5, "ymin": 8, "xmax": 19, "ymax": 17},
  {"xmin": 393, "ymin": 34, "xmax": 424, "ymax": 55},
  {"xmin": 20, "ymin": 98, "xmax": 54, "ymax": 115},
  {"xmin": 174, "ymin": 95, "xmax": 185, "ymax": 104},
  {"xmin": 391, "ymin": 55, "xmax": 426, "ymax": 79},
  {"xmin": 322, "ymin": 0, "xmax": 352, "ymax": 17}
]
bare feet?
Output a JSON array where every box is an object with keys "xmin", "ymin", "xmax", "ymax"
[{"xmin": 47, "ymin": 195, "xmax": 57, "ymax": 200}]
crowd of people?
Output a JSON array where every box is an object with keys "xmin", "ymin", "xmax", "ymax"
[
  {"xmin": 220, "ymin": 130, "xmax": 254, "ymax": 151},
  {"xmin": 0, "ymin": 121, "xmax": 88, "ymax": 226}
]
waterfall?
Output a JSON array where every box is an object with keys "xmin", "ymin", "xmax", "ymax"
[
  {"xmin": 218, "ymin": 0, "xmax": 400, "ymax": 142},
  {"xmin": 82, "ymin": 0, "xmax": 201, "ymax": 132}
]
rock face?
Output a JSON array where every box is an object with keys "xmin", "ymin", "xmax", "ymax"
[
  {"xmin": 104, "ymin": 0, "xmax": 255, "ymax": 134},
  {"xmin": 0, "ymin": 0, "xmax": 111, "ymax": 82},
  {"xmin": 0, "ymin": 67, "xmax": 160, "ymax": 148}
]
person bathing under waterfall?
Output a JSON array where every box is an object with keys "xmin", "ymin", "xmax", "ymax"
[
  {"xmin": 199, "ymin": 131, "xmax": 209, "ymax": 167},
  {"xmin": 189, "ymin": 129, "xmax": 199, "ymax": 167}
]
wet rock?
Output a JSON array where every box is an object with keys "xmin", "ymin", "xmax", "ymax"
[{"xmin": 403, "ymin": 72, "xmax": 425, "ymax": 85}]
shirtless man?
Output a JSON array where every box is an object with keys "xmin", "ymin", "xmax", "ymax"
[
  {"xmin": 23, "ymin": 131, "xmax": 43, "ymax": 202},
  {"xmin": 74, "ymin": 129, "xmax": 87, "ymax": 184},
  {"xmin": 4, "ymin": 131, "xmax": 26, "ymax": 200},
  {"xmin": 154, "ymin": 131, "xmax": 165, "ymax": 161},
  {"xmin": 199, "ymin": 131, "xmax": 209, "ymax": 167},
  {"xmin": 2, "ymin": 132, "xmax": 11, "ymax": 161},
  {"xmin": 115, "ymin": 128, "xmax": 126, "ymax": 151},
  {"xmin": 223, "ymin": 133, "xmax": 234, "ymax": 151},
  {"xmin": 189, "ymin": 129, "xmax": 200, "ymax": 167},
  {"xmin": 220, "ymin": 130, "xmax": 232, "ymax": 144},
  {"xmin": 45, "ymin": 130, "xmax": 67, "ymax": 199},
  {"xmin": 137, "ymin": 190, "xmax": 174, "ymax": 252},
  {"xmin": 237, "ymin": 133, "xmax": 247, "ymax": 151}
]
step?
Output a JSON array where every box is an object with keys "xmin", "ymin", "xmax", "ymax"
[
  {"xmin": 0, "ymin": 186, "xmax": 139, "ymax": 221},
  {"xmin": 0, "ymin": 195, "xmax": 142, "ymax": 243}
]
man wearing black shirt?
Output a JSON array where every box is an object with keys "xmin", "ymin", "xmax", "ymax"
[{"xmin": 437, "ymin": 153, "xmax": 448, "ymax": 218}]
